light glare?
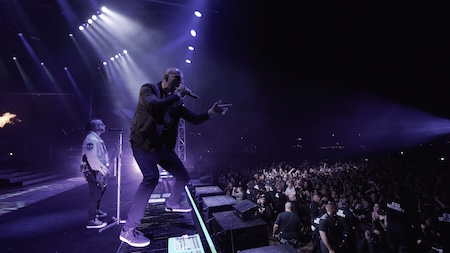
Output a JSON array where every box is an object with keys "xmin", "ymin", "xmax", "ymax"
[{"xmin": 194, "ymin": 11, "xmax": 202, "ymax": 17}]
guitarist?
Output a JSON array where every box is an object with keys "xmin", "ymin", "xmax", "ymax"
[{"xmin": 81, "ymin": 118, "xmax": 109, "ymax": 229}]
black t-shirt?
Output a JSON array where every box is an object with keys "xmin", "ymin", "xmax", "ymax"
[
  {"xmin": 319, "ymin": 213, "xmax": 344, "ymax": 248},
  {"xmin": 273, "ymin": 190, "xmax": 287, "ymax": 214},
  {"xmin": 336, "ymin": 207, "xmax": 357, "ymax": 235},
  {"xmin": 310, "ymin": 201, "xmax": 321, "ymax": 221},
  {"xmin": 435, "ymin": 207, "xmax": 450, "ymax": 252},
  {"xmin": 385, "ymin": 196, "xmax": 412, "ymax": 230},
  {"xmin": 275, "ymin": 211, "xmax": 300, "ymax": 240}
]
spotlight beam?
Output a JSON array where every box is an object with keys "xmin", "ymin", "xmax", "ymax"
[{"xmin": 144, "ymin": 0, "xmax": 218, "ymax": 13}]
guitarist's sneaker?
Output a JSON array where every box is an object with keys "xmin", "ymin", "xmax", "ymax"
[
  {"xmin": 86, "ymin": 218, "xmax": 107, "ymax": 229},
  {"xmin": 119, "ymin": 228, "xmax": 150, "ymax": 247},
  {"xmin": 96, "ymin": 209, "xmax": 107, "ymax": 218}
]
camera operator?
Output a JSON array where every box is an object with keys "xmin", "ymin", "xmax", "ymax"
[
  {"xmin": 357, "ymin": 229, "xmax": 390, "ymax": 253},
  {"xmin": 231, "ymin": 186, "xmax": 244, "ymax": 201},
  {"xmin": 257, "ymin": 195, "xmax": 273, "ymax": 226}
]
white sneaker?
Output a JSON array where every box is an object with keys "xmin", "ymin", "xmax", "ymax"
[
  {"xmin": 119, "ymin": 228, "xmax": 150, "ymax": 247},
  {"xmin": 86, "ymin": 218, "xmax": 106, "ymax": 229}
]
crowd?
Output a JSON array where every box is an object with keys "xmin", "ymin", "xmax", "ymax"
[{"xmin": 210, "ymin": 154, "xmax": 449, "ymax": 253}]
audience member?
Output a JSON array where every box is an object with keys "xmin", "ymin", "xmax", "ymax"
[
  {"xmin": 205, "ymin": 151, "xmax": 449, "ymax": 253},
  {"xmin": 385, "ymin": 185, "xmax": 415, "ymax": 252},
  {"xmin": 337, "ymin": 197, "xmax": 358, "ymax": 253},
  {"xmin": 231, "ymin": 186, "xmax": 244, "ymax": 201},
  {"xmin": 319, "ymin": 202, "xmax": 344, "ymax": 253},
  {"xmin": 413, "ymin": 213, "xmax": 441, "ymax": 253},
  {"xmin": 371, "ymin": 202, "xmax": 387, "ymax": 232}
]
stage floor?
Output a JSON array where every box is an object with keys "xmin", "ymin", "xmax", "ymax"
[{"xmin": 0, "ymin": 170, "xmax": 198, "ymax": 253}]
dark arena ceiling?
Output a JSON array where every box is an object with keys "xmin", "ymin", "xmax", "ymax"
[{"xmin": 1, "ymin": 0, "xmax": 450, "ymax": 160}]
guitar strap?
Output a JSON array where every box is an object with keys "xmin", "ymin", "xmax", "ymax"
[
  {"xmin": 279, "ymin": 212, "xmax": 298, "ymax": 245},
  {"xmin": 280, "ymin": 213, "xmax": 294, "ymax": 235}
]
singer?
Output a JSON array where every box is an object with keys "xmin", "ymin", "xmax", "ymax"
[{"xmin": 119, "ymin": 67, "xmax": 232, "ymax": 247}]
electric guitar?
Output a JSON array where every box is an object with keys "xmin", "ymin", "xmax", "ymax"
[{"xmin": 82, "ymin": 155, "xmax": 107, "ymax": 190}]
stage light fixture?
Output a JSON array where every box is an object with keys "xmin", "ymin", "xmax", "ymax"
[
  {"xmin": 185, "ymin": 59, "xmax": 192, "ymax": 64},
  {"xmin": 40, "ymin": 62, "xmax": 44, "ymax": 66},
  {"xmin": 99, "ymin": 49, "xmax": 128, "ymax": 67},
  {"xmin": 190, "ymin": 29, "xmax": 197, "ymax": 37},
  {"xmin": 194, "ymin": 10, "xmax": 202, "ymax": 18},
  {"xmin": 78, "ymin": 10, "xmax": 102, "ymax": 31},
  {"xmin": 188, "ymin": 45, "xmax": 194, "ymax": 51},
  {"xmin": 69, "ymin": 33, "xmax": 73, "ymax": 37},
  {"xmin": 79, "ymin": 22, "xmax": 88, "ymax": 30},
  {"xmin": 18, "ymin": 33, "xmax": 23, "ymax": 37},
  {"xmin": 12, "ymin": 56, "xmax": 17, "ymax": 60}
]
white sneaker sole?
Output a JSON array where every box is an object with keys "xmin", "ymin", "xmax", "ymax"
[
  {"xmin": 119, "ymin": 235, "xmax": 150, "ymax": 247},
  {"xmin": 165, "ymin": 207, "xmax": 192, "ymax": 213},
  {"xmin": 86, "ymin": 222, "xmax": 107, "ymax": 229}
]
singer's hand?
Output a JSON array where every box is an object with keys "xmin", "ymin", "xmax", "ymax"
[
  {"xmin": 175, "ymin": 85, "xmax": 192, "ymax": 98},
  {"xmin": 208, "ymin": 100, "xmax": 232, "ymax": 118}
]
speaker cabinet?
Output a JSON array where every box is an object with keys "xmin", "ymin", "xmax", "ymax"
[
  {"xmin": 232, "ymin": 199, "xmax": 259, "ymax": 221},
  {"xmin": 202, "ymin": 195, "xmax": 237, "ymax": 222},
  {"xmin": 212, "ymin": 210, "xmax": 268, "ymax": 253},
  {"xmin": 193, "ymin": 185, "xmax": 225, "ymax": 207}
]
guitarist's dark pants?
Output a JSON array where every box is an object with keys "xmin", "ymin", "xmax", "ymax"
[{"xmin": 85, "ymin": 171, "xmax": 106, "ymax": 221}]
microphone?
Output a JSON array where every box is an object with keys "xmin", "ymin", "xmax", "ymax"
[
  {"xmin": 109, "ymin": 128, "xmax": 124, "ymax": 132},
  {"xmin": 177, "ymin": 85, "xmax": 199, "ymax": 99},
  {"xmin": 187, "ymin": 92, "xmax": 199, "ymax": 99}
]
